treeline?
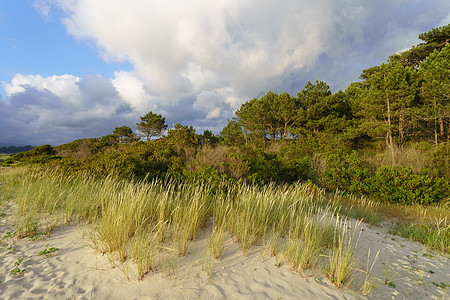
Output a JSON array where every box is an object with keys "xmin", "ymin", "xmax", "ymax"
[
  {"xmin": 5, "ymin": 25, "xmax": 449, "ymax": 206},
  {"xmin": 0, "ymin": 145, "xmax": 33, "ymax": 154},
  {"xmin": 222, "ymin": 24, "xmax": 450, "ymax": 150}
]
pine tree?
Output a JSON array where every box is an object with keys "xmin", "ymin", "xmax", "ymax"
[
  {"xmin": 420, "ymin": 43, "xmax": 450, "ymax": 145},
  {"xmin": 136, "ymin": 111, "xmax": 168, "ymax": 141}
]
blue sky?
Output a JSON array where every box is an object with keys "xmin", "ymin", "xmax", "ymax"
[
  {"xmin": 0, "ymin": 0, "xmax": 449, "ymax": 146},
  {"xmin": 0, "ymin": 1, "xmax": 130, "ymax": 91}
]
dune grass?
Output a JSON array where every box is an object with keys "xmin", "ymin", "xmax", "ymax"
[
  {"xmin": 0, "ymin": 165, "xmax": 447, "ymax": 294},
  {"xmin": 326, "ymin": 189, "xmax": 449, "ymax": 254}
]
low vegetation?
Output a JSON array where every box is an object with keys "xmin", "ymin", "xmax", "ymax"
[{"xmin": 1, "ymin": 166, "xmax": 448, "ymax": 293}]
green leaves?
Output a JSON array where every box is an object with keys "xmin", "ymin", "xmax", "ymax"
[
  {"xmin": 113, "ymin": 126, "xmax": 139, "ymax": 144},
  {"xmin": 136, "ymin": 111, "xmax": 168, "ymax": 141},
  {"xmin": 419, "ymin": 43, "xmax": 450, "ymax": 145},
  {"xmin": 352, "ymin": 62, "xmax": 419, "ymax": 150},
  {"xmin": 38, "ymin": 247, "xmax": 59, "ymax": 258}
]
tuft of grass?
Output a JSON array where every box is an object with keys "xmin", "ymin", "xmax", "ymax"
[
  {"xmin": 388, "ymin": 218, "xmax": 449, "ymax": 253},
  {"xmin": 359, "ymin": 249, "xmax": 380, "ymax": 296},
  {"xmin": 382, "ymin": 258, "xmax": 398, "ymax": 288},
  {"xmin": 209, "ymin": 225, "xmax": 226, "ymax": 260},
  {"xmin": 325, "ymin": 218, "xmax": 361, "ymax": 289},
  {"xmin": 285, "ymin": 212, "xmax": 335, "ymax": 274},
  {"xmin": 131, "ymin": 229, "xmax": 158, "ymax": 280}
]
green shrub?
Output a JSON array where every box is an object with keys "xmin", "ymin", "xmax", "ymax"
[
  {"xmin": 321, "ymin": 151, "xmax": 370, "ymax": 195},
  {"xmin": 239, "ymin": 149, "xmax": 312, "ymax": 185},
  {"xmin": 368, "ymin": 166, "xmax": 449, "ymax": 205},
  {"xmin": 283, "ymin": 156, "xmax": 312, "ymax": 182},
  {"xmin": 12, "ymin": 144, "xmax": 59, "ymax": 164},
  {"xmin": 50, "ymin": 140, "xmax": 178, "ymax": 181},
  {"xmin": 13, "ymin": 144, "xmax": 56, "ymax": 159},
  {"xmin": 184, "ymin": 163, "xmax": 235, "ymax": 191},
  {"xmin": 430, "ymin": 143, "xmax": 450, "ymax": 180}
]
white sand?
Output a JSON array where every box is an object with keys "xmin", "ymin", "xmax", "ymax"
[{"xmin": 0, "ymin": 211, "xmax": 448, "ymax": 299}]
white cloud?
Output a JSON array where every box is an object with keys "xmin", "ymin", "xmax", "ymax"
[
  {"xmin": 3, "ymin": 0, "xmax": 447, "ymax": 146},
  {"xmin": 0, "ymin": 74, "xmax": 136, "ymax": 145},
  {"xmin": 111, "ymin": 71, "xmax": 154, "ymax": 113},
  {"xmin": 45, "ymin": 0, "xmax": 448, "ymax": 98},
  {"xmin": 33, "ymin": 0, "xmax": 52, "ymax": 18},
  {"xmin": 3, "ymin": 74, "xmax": 82, "ymax": 105},
  {"xmin": 45, "ymin": 0, "xmax": 340, "ymax": 99},
  {"xmin": 206, "ymin": 107, "xmax": 221, "ymax": 120}
]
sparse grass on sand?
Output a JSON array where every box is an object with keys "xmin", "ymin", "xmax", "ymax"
[{"xmin": 0, "ymin": 166, "xmax": 448, "ymax": 296}]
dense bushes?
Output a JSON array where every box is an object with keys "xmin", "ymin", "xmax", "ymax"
[
  {"xmin": 12, "ymin": 144, "xmax": 59, "ymax": 164},
  {"xmin": 320, "ymin": 152, "xmax": 448, "ymax": 205},
  {"xmin": 429, "ymin": 143, "xmax": 450, "ymax": 180},
  {"xmin": 51, "ymin": 141, "xmax": 178, "ymax": 181},
  {"xmin": 369, "ymin": 166, "xmax": 448, "ymax": 205},
  {"xmin": 321, "ymin": 152, "xmax": 370, "ymax": 195}
]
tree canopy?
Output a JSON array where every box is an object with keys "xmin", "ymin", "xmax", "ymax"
[
  {"xmin": 113, "ymin": 126, "xmax": 138, "ymax": 144},
  {"xmin": 136, "ymin": 111, "xmax": 168, "ymax": 141}
]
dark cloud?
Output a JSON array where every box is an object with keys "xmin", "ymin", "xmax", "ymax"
[
  {"xmin": 0, "ymin": 74, "xmax": 139, "ymax": 146},
  {"xmin": 162, "ymin": 96, "xmax": 207, "ymax": 127}
]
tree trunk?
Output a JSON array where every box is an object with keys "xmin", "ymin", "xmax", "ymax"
[
  {"xmin": 434, "ymin": 98, "xmax": 438, "ymax": 146},
  {"xmin": 386, "ymin": 96, "xmax": 395, "ymax": 164},
  {"xmin": 284, "ymin": 120, "xmax": 288, "ymax": 139},
  {"xmin": 439, "ymin": 117, "xmax": 444, "ymax": 139},
  {"xmin": 398, "ymin": 107, "xmax": 405, "ymax": 148},
  {"xmin": 448, "ymin": 117, "xmax": 450, "ymax": 142}
]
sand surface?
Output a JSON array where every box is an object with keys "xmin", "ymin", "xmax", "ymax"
[{"xmin": 0, "ymin": 208, "xmax": 448, "ymax": 299}]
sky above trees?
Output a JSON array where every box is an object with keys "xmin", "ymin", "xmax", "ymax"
[{"xmin": 0, "ymin": 0, "xmax": 449, "ymax": 146}]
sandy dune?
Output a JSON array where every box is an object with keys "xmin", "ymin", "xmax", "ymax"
[{"xmin": 0, "ymin": 210, "xmax": 448, "ymax": 299}]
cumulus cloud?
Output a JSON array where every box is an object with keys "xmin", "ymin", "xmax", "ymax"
[
  {"xmin": 46, "ymin": 0, "xmax": 449, "ymax": 93},
  {"xmin": 0, "ymin": 74, "xmax": 136, "ymax": 146},
  {"xmin": 1, "ymin": 0, "xmax": 448, "ymax": 146}
]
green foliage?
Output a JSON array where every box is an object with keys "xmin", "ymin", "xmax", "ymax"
[
  {"xmin": 220, "ymin": 118, "xmax": 245, "ymax": 145},
  {"xmin": 99, "ymin": 134, "xmax": 118, "ymax": 147},
  {"xmin": 166, "ymin": 123, "xmax": 198, "ymax": 157},
  {"xmin": 243, "ymin": 149, "xmax": 309, "ymax": 185},
  {"xmin": 11, "ymin": 256, "xmax": 26, "ymax": 276},
  {"xmin": 20, "ymin": 144, "xmax": 56, "ymax": 156},
  {"xmin": 284, "ymin": 156, "xmax": 312, "ymax": 183},
  {"xmin": 368, "ymin": 166, "xmax": 448, "ymax": 205},
  {"xmin": 321, "ymin": 151, "xmax": 370, "ymax": 195},
  {"xmin": 235, "ymin": 83, "xmax": 351, "ymax": 142},
  {"xmin": 53, "ymin": 140, "xmax": 178, "ymax": 181},
  {"xmin": 12, "ymin": 144, "xmax": 59, "ymax": 164},
  {"xmin": 389, "ymin": 24, "xmax": 449, "ymax": 68},
  {"xmin": 199, "ymin": 130, "xmax": 220, "ymax": 147},
  {"xmin": 0, "ymin": 156, "xmax": 14, "ymax": 166},
  {"xmin": 55, "ymin": 138, "xmax": 104, "ymax": 158},
  {"xmin": 245, "ymin": 150, "xmax": 285, "ymax": 184},
  {"xmin": 419, "ymin": 43, "xmax": 450, "ymax": 145},
  {"xmin": 113, "ymin": 126, "xmax": 139, "ymax": 144},
  {"xmin": 136, "ymin": 111, "xmax": 168, "ymax": 140},
  {"xmin": 352, "ymin": 62, "xmax": 419, "ymax": 149},
  {"xmin": 38, "ymin": 247, "xmax": 59, "ymax": 258},
  {"xmin": 184, "ymin": 163, "xmax": 234, "ymax": 191},
  {"xmin": 389, "ymin": 220, "xmax": 449, "ymax": 253},
  {"xmin": 429, "ymin": 143, "xmax": 450, "ymax": 180}
]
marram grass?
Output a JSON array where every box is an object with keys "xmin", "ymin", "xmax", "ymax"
[{"xmin": 3, "ymin": 166, "xmax": 446, "ymax": 295}]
